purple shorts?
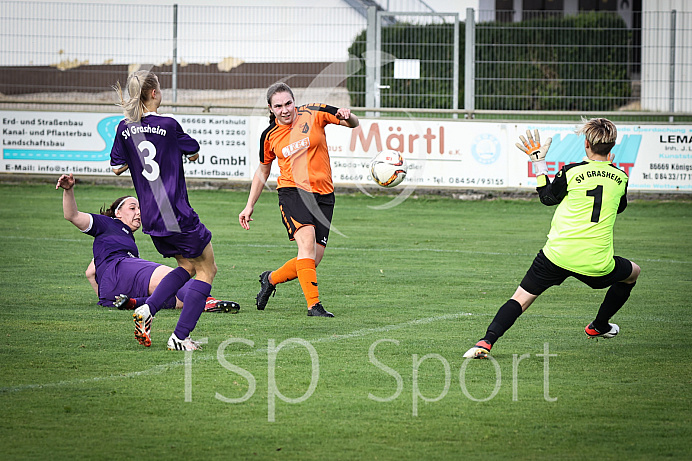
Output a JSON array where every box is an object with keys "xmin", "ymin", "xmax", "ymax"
[
  {"xmin": 98, "ymin": 258, "xmax": 160, "ymax": 307},
  {"xmin": 150, "ymin": 222, "xmax": 212, "ymax": 259}
]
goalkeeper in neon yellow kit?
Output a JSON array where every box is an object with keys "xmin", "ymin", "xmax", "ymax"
[{"xmin": 464, "ymin": 118, "xmax": 641, "ymax": 359}]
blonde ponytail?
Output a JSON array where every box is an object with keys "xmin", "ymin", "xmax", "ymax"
[{"xmin": 113, "ymin": 70, "xmax": 158, "ymax": 123}]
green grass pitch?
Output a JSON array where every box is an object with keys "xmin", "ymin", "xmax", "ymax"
[{"xmin": 0, "ymin": 182, "xmax": 690, "ymax": 460}]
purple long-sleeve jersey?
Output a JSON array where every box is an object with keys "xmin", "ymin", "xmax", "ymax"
[
  {"xmin": 110, "ymin": 113, "xmax": 201, "ymax": 236},
  {"xmin": 83, "ymin": 213, "xmax": 161, "ymax": 306},
  {"xmin": 85, "ymin": 214, "xmax": 139, "ymax": 283}
]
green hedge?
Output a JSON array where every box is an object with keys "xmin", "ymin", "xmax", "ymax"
[
  {"xmin": 347, "ymin": 22, "xmax": 461, "ymax": 110},
  {"xmin": 346, "ymin": 12, "xmax": 632, "ymax": 112}
]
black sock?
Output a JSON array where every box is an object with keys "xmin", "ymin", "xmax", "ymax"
[
  {"xmin": 593, "ymin": 282, "xmax": 636, "ymax": 332},
  {"xmin": 482, "ymin": 299, "xmax": 523, "ymax": 345}
]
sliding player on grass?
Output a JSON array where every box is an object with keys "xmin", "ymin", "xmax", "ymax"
[
  {"xmin": 238, "ymin": 82, "xmax": 359, "ymax": 317},
  {"xmin": 111, "ymin": 70, "xmax": 220, "ymax": 351},
  {"xmin": 464, "ymin": 118, "xmax": 640, "ymax": 359},
  {"xmin": 57, "ymin": 174, "xmax": 238, "ymax": 314}
]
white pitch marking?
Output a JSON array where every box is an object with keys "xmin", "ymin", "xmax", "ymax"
[{"xmin": 0, "ymin": 312, "xmax": 474, "ymax": 394}]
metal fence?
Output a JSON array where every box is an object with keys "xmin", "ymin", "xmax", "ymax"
[
  {"xmin": 0, "ymin": 2, "xmax": 367, "ymax": 113},
  {"xmin": 0, "ymin": 2, "xmax": 690, "ymax": 119}
]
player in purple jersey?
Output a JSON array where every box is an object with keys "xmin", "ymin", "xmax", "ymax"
[
  {"xmin": 57, "ymin": 174, "xmax": 238, "ymax": 314},
  {"xmin": 110, "ymin": 70, "xmax": 220, "ymax": 351}
]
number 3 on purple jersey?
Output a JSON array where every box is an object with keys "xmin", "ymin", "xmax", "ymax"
[{"xmin": 138, "ymin": 140, "xmax": 160, "ymax": 181}]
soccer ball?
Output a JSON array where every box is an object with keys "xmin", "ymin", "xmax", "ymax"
[{"xmin": 370, "ymin": 151, "xmax": 407, "ymax": 187}]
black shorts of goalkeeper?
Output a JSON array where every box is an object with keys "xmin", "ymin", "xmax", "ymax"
[{"xmin": 521, "ymin": 250, "xmax": 634, "ymax": 296}]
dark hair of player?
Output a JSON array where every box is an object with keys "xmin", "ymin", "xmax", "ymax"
[
  {"xmin": 266, "ymin": 82, "xmax": 295, "ymax": 124},
  {"xmin": 100, "ymin": 196, "xmax": 132, "ymax": 218}
]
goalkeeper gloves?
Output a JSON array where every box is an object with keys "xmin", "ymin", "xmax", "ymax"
[{"xmin": 516, "ymin": 129, "xmax": 551, "ymax": 176}]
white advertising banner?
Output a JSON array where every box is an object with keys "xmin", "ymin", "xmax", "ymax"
[
  {"xmin": 322, "ymin": 119, "xmax": 692, "ymax": 192},
  {"xmin": 323, "ymin": 118, "xmax": 509, "ymax": 189},
  {"xmin": 2, "ymin": 110, "xmax": 691, "ymax": 192},
  {"xmin": 176, "ymin": 115, "xmax": 250, "ymax": 179},
  {"xmin": 0, "ymin": 111, "xmax": 250, "ymax": 179},
  {"xmin": 508, "ymin": 123, "xmax": 692, "ymax": 191}
]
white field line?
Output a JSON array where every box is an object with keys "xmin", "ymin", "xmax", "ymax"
[
  {"xmin": 2, "ymin": 235, "xmax": 690, "ymax": 264},
  {"xmin": 0, "ymin": 312, "xmax": 474, "ymax": 394}
]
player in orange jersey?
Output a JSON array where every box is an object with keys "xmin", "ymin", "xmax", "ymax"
[{"xmin": 239, "ymin": 83, "xmax": 359, "ymax": 317}]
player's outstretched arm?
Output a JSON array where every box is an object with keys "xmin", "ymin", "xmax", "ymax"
[
  {"xmin": 516, "ymin": 129, "xmax": 552, "ymax": 176},
  {"xmin": 56, "ymin": 174, "xmax": 91, "ymax": 231},
  {"xmin": 514, "ymin": 130, "xmax": 564, "ymax": 205},
  {"xmin": 336, "ymin": 108, "xmax": 359, "ymax": 128},
  {"xmin": 239, "ymin": 163, "xmax": 272, "ymax": 230}
]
